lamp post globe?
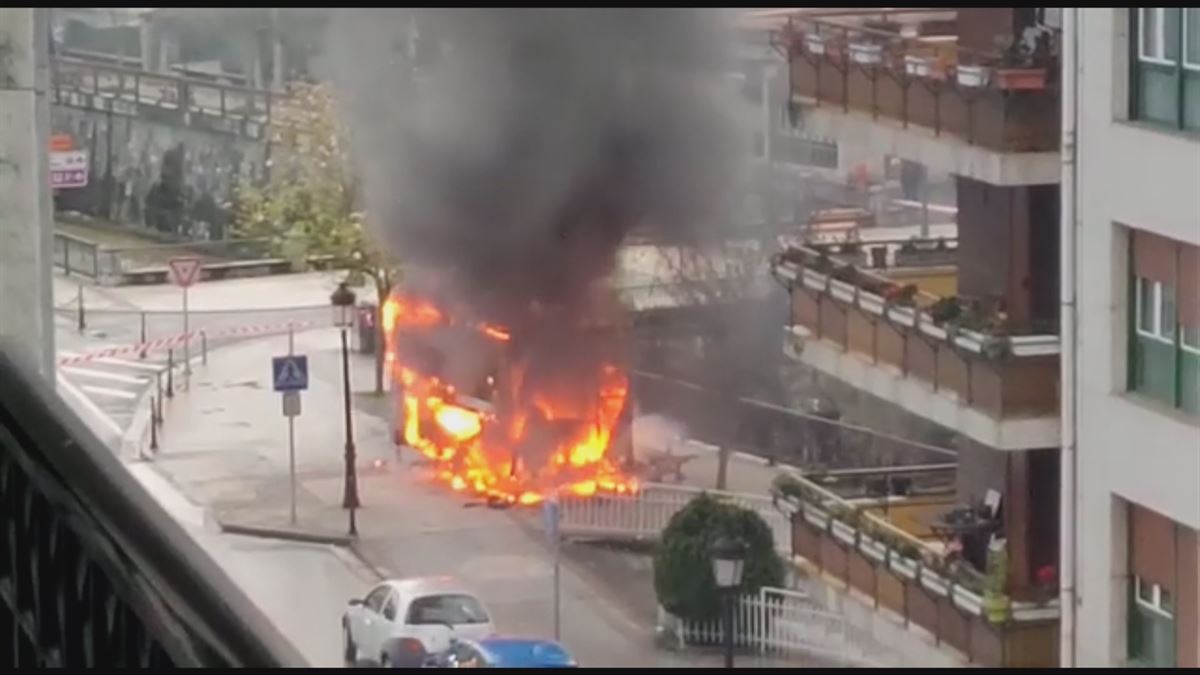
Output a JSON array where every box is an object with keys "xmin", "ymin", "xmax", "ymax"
[{"xmin": 710, "ymin": 535, "xmax": 746, "ymax": 669}]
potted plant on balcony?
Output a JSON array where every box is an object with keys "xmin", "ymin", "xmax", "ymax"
[
  {"xmin": 804, "ymin": 31, "xmax": 827, "ymax": 56},
  {"xmin": 848, "ymin": 39, "xmax": 883, "ymax": 65},
  {"xmin": 991, "ymin": 31, "xmax": 1052, "ymax": 91},
  {"xmin": 904, "ymin": 53, "xmax": 938, "ymax": 79},
  {"xmin": 982, "ymin": 539, "xmax": 1011, "ymax": 624}
]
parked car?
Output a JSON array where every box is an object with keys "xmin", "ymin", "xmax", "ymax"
[
  {"xmin": 424, "ymin": 637, "xmax": 578, "ymax": 668},
  {"xmin": 342, "ymin": 577, "xmax": 495, "ymax": 667}
]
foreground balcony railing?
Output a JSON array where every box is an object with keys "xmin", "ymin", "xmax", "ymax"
[
  {"xmin": 772, "ymin": 246, "xmax": 1060, "ymax": 425},
  {"xmin": 0, "ymin": 342, "xmax": 304, "ymax": 667},
  {"xmin": 774, "ymin": 13, "xmax": 1061, "ymax": 153}
]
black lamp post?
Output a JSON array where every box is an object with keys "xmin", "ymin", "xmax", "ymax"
[
  {"xmin": 331, "ymin": 282, "xmax": 360, "ymax": 536},
  {"xmin": 710, "ymin": 535, "xmax": 747, "ymax": 669}
]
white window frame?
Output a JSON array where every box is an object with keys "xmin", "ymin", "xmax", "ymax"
[
  {"xmin": 1184, "ymin": 8, "xmax": 1200, "ymax": 71},
  {"xmin": 1134, "ymin": 576, "xmax": 1175, "ymax": 619},
  {"xmin": 1136, "ymin": 277, "xmax": 1177, "ymax": 344},
  {"xmin": 1139, "ymin": 8, "xmax": 1178, "ymax": 66}
]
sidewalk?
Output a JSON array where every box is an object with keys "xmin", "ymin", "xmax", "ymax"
[{"xmin": 141, "ymin": 327, "xmax": 810, "ymax": 667}]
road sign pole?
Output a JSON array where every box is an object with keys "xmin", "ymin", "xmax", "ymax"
[
  {"xmin": 182, "ymin": 285, "xmax": 191, "ymax": 381},
  {"xmin": 288, "ymin": 324, "xmax": 296, "ymax": 525}
]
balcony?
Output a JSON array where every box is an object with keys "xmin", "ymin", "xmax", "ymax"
[
  {"xmin": 0, "ymin": 342, "xmax": 303, "ymax": 666},
  {"xmin": 772, "ymin": 472, "xmax": 1059, "ymax": 668},
  {"xmin": 773, "ymin": 11, "xmax": 1061, "ymax": 184},
  {"xmin": 772, "ymin": 245, "xmax": 1060, "ymax": 450}
]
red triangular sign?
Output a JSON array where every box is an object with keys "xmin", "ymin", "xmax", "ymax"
[{"xmin": 168, "ymin": 257, "xmax": 202, "ymax": 287}]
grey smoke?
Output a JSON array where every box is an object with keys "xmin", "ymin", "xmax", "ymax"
[{"xmin": 321, "ymin": 8, "xmax": 746, "ymax": 326}]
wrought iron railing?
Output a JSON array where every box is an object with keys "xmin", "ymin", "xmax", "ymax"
[{"xmin": 0, "ymin": 342, "xmax": 305, "ymax": 667}]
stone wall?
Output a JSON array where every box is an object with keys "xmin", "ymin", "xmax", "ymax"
[{"xmin": 50, "ymin": 105, "xmax": 266, "ymax": 241}]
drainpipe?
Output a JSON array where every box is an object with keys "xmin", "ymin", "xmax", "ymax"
[{"xmin": 1058, "ymin": 6, "xmax": 1079, "ymax": 669}]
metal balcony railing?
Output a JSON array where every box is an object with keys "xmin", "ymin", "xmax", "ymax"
[{"xmin": 0, "ymin": 341, "xmax": 305, "ymax": 667}]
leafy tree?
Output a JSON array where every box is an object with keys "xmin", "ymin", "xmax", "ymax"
[
  {"xmin": 234, "ymin": 82, "xmax": 399, "ymax": 393},
  {"xmin": 653, "ymin": 493, "xmax": 785, "ymax": 623}
]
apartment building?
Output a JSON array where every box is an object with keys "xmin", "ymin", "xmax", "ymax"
[{"xmin": 1067, "ymin": 7, "xmax": 1200, "ymax": 668}]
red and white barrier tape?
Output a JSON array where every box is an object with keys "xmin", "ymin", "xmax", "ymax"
[{"xmin": 57, "ymin": 320, "xmax": 315, "ymax": 366}]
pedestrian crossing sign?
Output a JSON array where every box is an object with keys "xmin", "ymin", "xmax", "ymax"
[{"xmin": 272, "ymin": 355, "xmax": 309, "ymax": 392}]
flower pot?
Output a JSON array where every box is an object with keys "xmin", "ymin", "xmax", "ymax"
[
  {"xmin": 904, "ymin": 55, "xmax": 935, "ymax": 78},
  {"xmin": 995, "ymin": 67, "xmax": 1047, "ymax": 90},
  {"xmin": 805, "ymin": 33, "xmax": 826, "ymax": 56},
  {"xmin": 956, "ymin": 65, "xmax": 989, "ymax": 88},
  {"xmin": 849, "ymin": 42, "xmax": 883, "ymax": 65}
]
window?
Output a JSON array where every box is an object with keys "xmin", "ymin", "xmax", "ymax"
[
  {"xmin": 405, "ymin": 593, "xmax": 490, "ymax": 626},
  {"xmin": 382, "ymin": 593, "xmax": 398, "ymax": 621},
  {"xmin": 365, "ymin": 586, "xmax": 391, "ymax": 613},
  {"xmin": 1135, "ymin": 278, "xmax": 1176, "ymax": 343},
  {"xmin": 1129, "ymin": 576, "xmax": 1177, "ymax": 667},
  {"xmin": 1131, "ymin": 8, "xmax": 1200, "ymax": 131}
]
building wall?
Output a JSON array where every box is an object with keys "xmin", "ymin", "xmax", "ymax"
[
  {"xmin": 50, "ymin": 106, "xmax": 266, "ymax": 239},
  {"xmin": 1073, "ymin": 8, "xmax": 1200, "ymax": 668}
]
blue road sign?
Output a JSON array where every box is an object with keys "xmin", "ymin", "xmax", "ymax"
[{"xmin": 272, "ymin": 355, "xmax": 309, "ymax": 392}]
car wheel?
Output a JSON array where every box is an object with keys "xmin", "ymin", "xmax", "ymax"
[{"xmin": 342, "ymin": 623, "xmax": 356, "ymax": 665}]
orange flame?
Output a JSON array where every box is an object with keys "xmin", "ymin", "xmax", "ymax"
[{"xmin": 386, "ymin": 294, "xmax": 637, "ymax": 505}]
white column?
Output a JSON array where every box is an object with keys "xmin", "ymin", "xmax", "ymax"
[{"xmin": 0, "ymin": 7, "xmax": 56, "ymax": 379}]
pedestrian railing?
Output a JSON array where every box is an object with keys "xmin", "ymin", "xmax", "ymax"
[
  {"xmin": 558, "ymin": 482, "xmax": 793, "ymax": 555},
  {"xmin": 671, "ymin": 586, "xmax": 885, "ymax": 668}
]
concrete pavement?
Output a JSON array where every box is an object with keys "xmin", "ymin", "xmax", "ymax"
[{"xmin": 137, "ymin": 326, "xmax": 810, "ymax": 667}]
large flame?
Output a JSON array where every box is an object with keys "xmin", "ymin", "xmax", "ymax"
[{"xmin": 385, "ymin": 295, "xmax": 637, "ymax": 505}]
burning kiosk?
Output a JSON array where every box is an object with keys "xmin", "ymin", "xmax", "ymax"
[{"xmin": 384, "ymin": 290, "xmax": 637, "ymax": 506}]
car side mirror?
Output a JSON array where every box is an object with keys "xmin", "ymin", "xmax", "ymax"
[{"xmin": 348, "ymin": 598, "xmax": 364, "ymax": 607}]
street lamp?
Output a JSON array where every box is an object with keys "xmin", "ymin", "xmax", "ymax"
[
  {"xmin": 710, "ymin": 535, "xmax": 746, "ymax": 669},
  {"xmin": 331, "ymin": 282, "xmax": 360, "ymax": 536}
]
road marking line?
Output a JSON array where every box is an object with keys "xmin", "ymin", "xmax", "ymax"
[
  {"xmin": 94, "ymin": 356, "xmax": 166, "ymax": 372},
  {"xmin": 79, "ymin": 384, "xmax": 140, "ymax": 400},
  {"xmin": 61, "ymin": 366, "xmax": 149, "ymax": 385},
  {"xmin": 56, "ymin": 374, "xmax": 123, "ymax": 437}
]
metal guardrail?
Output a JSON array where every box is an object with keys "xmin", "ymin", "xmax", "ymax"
[
  {"xmin": 558, "ymin": 482, "xmax": 793, "ymax": 555},
  {"xmin": 0, "ymin": 341, "xmax": 305, "ymax": 666}
]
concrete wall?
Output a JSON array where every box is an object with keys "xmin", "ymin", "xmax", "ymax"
[
  {"xmin": 1073, "ymin": 8, "xmax": 1200, "ymax": 668},
  {"xmin": 50, "ymin": 105, "xmax": 266, "ymax": 240}
]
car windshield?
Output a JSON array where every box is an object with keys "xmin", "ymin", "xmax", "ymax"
[{"xmin": 406, "ymin": 593, "xmax": 490, "ymax": 625}]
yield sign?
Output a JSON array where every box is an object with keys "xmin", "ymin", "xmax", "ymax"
[{"xmin": 168, "ymin": 257, "xmax": 202, "ymax": 287}]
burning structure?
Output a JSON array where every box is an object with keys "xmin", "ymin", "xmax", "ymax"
[
  {"xmin": 323, "ymin": 9, "xmax": 742, "ymax": 505},
  {"xmin": 383, "ymin": 289, "xmax": 636, "ymax": 505}
]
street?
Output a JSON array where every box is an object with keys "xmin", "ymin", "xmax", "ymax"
[{"xmin": 52, "ymin": 276, "xmax": 804, "ymax": 668}]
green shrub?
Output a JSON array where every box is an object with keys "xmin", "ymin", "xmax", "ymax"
[{"xmin": 653, "ymin": 494, "xmax": 785, "ymax": 623}]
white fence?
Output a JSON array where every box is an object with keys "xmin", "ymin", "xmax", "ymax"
[
  {"xmin": 558, "ymin": 482, "xmax": 793, "ymax": 554},
  {"xmin": 671, "ymin": 587, "xmax": 885, "ymax": 668}
]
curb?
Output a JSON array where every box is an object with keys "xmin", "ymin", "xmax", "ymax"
[{"xmin": 217, "ymin": 521, "xmax": 355, "ymax": 547}]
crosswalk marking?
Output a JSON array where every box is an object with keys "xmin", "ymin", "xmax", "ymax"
[
  {"xmin": 56, "ymin": 374, "xmax": 124, "ymax": 437},
  {"xmin": 61, "ymin": 366, "xmax": 149, "ymax": 385},
  {"xmin": 79, "ymin": 384, "xmax": 140, "ymax": 401},
  {"xmin": 93, "ymin": 356, "xmax": 166, "ymax": 372}
]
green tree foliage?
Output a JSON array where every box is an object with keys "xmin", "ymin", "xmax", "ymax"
[
  {"xmin": 234, "ymin": 82, "xmax": 398, "ymax": 392},
  {"xmin": 653, "ymin": 493, "xmax": 785, "ymax": 622}
]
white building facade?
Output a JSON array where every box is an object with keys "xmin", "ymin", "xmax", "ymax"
[{"xmin": 1069, "ymin": 7, "xmax": 1200, "ymax": 668}]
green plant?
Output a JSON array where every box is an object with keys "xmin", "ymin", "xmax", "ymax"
[
  {"xmin": 654, "ymin": 494, "xmax": 786, "ymax": 623},
  {"xmin": 929, "ymin": 296, "xmax": 963, "ymax": 324}
]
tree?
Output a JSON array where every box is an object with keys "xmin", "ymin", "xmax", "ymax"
[
  {"xmin": 653, "ymin": 493, "xmax": 784, "ymax": 624},
  {"xmin": 234, "ymin": 82, "xmax": 400, "ymax": 394}
]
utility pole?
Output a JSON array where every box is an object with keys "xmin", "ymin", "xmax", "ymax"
[{"xmin": 0, "ymin": 8, "xmax": 56, "ymax": 378}]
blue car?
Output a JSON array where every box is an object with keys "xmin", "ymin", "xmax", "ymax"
[{"xmin": 425, "ymin": 637, "xmax": 578, "ymax": 668}]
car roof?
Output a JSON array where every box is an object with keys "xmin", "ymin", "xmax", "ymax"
[
  {"xmin": 471, "ymin": 637, "xmax": 575, "ymax": 667},
  {"xmin": 380, "ymin": 576, "xmax": 474, "ymax": 597}
]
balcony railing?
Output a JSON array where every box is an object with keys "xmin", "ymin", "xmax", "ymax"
[
  {"xmin": 0, "ymin": 342, "xmax": 304, "ymax": 667},
  {"xmin": 51, "ymin": 57, "xmax": 279, "ymax": 138},
  {"xmin": 774, "ymin": 14, "xmax": 1061, "ymax": 153},
  {"xmin": 772, "ymin": 472, "xmax": 1059, "ymax": 667},
  {"xmin": 772, "ymin": 245, "xmax": 1060, "ymax": 421}
]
